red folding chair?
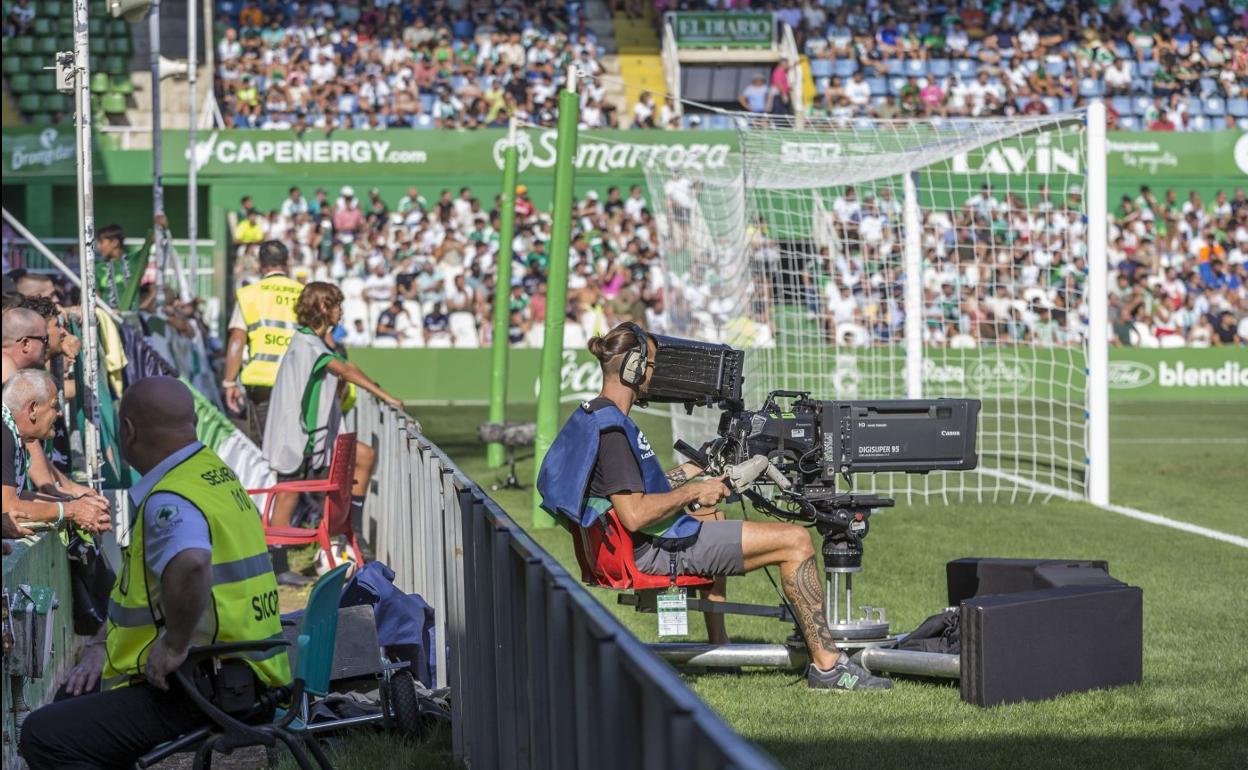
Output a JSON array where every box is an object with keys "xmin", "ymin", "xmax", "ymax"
[
  {"xmin": 248, "ymin": 432, "xmax": 364, "ymax": 569},
  {"xmin": 569, "ymin": 508, "xmax": 713, "ymax": 591}
]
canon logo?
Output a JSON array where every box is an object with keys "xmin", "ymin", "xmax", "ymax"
[{"xmin": 940, "ymin": 430, "xmax": 961, "ymax": 437}]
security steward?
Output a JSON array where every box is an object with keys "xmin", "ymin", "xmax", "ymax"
[
  {"xmin": 20, "ymin": 378, "xmax": 292, "ymax": 768},
  {"xmin": 223, "ymin": 240, "xmax": 304, "ymax": 442}
]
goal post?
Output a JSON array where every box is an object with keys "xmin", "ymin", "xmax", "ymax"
[{"xmin": 648, "ymin": 108, "xmax": 1109, "ymax": 505}]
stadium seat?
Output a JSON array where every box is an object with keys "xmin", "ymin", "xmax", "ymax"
[
  {"xmin": 9, "ymin": 36, "xmax": 34, "ymax": 55},
  {"xmin": 108, "ymin": 19, "xmax": 129, "ymax": 38},
  {"xmin": 45, "ymin": 1, "xmax": 65, "ymax": 16},
  {"xmin": 90, "ymin": 72, "xmax": 109, "ymax": 93},
  {"xmin": 2, "ymin": 55, "xmax": 21, "ymax": 74},
  {"xmin": 1186, "ymin": 98, "xmax": 1202, "ymax": 117},
  {"xmin": 88, "ymin": 17, "xmax": 104, "ymax": 36},
  {"xmin": 107, "ymin": 36, "xmax": 133, "ymax": 56},
  {"xmin": 101, "ymin": 92, "xmax": 127, "ymax": 115},
  {"xmin": 1138, "ymin": 60, "xmax": 1159, "ymax": 78},
  {"xmin": 110, "ymin": 75, "xmax": 134, "ymax": 95},
  {"xmin": 36, "ymin": 37, "xmax": 59, "ymax": 56},
  {"xmin": 1199, "ymin": 77, "xmax": 1218, "ymax": 96},
  {"xmin": 867, "ymin": 77, "xmax": 887, "ymax": 95},
  {"xmin": 32, "ymin": 17, "xmax": 52, "ymax": 36},
  {"xmin": 1189, "ymin": 115, "xmax": 1210, "ymax": 131},
  {"xmin": 18, "ymin": 94, "xmax": 41, "ymax": 114},
  {"xmin": 809, "ymin": 58, "xmax": 833, "ymax": 79},
  {"xmin": 1228, "ymin": 99, "xmax": 1248, "ymax": 118},
  {"xmin": 885, "ymin": 60, "xmax": 906, "ymax": 76},
  {"xmin": 103, "ymin": 56, "xmax": 126, "ymax": 75},
  {"xmin": 834, "ymin": 59, "xmax": 857, "ymax": 77},
  {"xmin": 928, "ymin": 59, "xmax": 951, "ymax": 78},
  {"xmin": 41, "ymin": 94, "xmax": 69, "ymax": 113},
  {"xmin": 1110, "ymin": 96, "xmax": 1133, "ymax": 116},
  {"xmin": 8, "ymin": 73, "xmax": 33, "ymax": 94},
  {"xmin": 954, "ymin": 59, "xmax": 976, "ymax": 77},
  {"xmin": 34, "ymin": 73, "xmax": 57, "ymax": 94},
  {"xmin": 1133, "ymin": 96, "xmax": 1152, "ymax": 114},
  {"xmin": 1079, "ymin": 78, "xmax": 1102, "ymax": 98},
  {"xmin": 904, "ymin": 60, "xmax": 926, "ymax": 77},
  {"xmin": 1204, "ymin": 97, "xmax": 1225, "ymax": 116},
  {"xmin": 1116, "ymin": 115, "xmax": 1139, "ymax": 130},
  {"xmin": 57, "ymin": 17, "xmax": 73, "ymax": 36},
  {"xmin": 888, "ymin": 76, "xmax": 907, "ymax": 95}
]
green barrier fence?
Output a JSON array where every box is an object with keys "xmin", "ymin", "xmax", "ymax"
[
  {"xmin": 348, "ymin": 346, "xmax": 1248, "ymax": 406},
  {"xmin": 2, "ymin": 533, "xmax": 80, "ymax": 769}
]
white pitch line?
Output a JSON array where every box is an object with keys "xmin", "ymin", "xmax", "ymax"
[
  {"xmin": 1112, "ymin": 437, "xmax": 1248, "ymax": 444},
  {"xmin": 977, "ymin": 467, "xmax": 1248, "ymax": 549}
]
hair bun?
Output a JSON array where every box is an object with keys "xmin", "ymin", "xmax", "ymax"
[{"xmin": 587, "ymin": 336, "xmax": 606, "ymax": 359}]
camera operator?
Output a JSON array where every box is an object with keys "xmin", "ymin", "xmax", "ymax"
[{"xmin": 539, "ymin": 323, "xmax": 891, "ymax": 691}]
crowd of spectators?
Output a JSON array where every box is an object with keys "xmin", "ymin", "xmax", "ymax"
[
  {"xmin": 212, "ymin": 0, "xmax": 616, "ymax": 130},
  {"xmin": 717, "ymin": 181, "xmax": 1247, "ymax": 349},
  {"xmin": 231, "ymin": 181, "xmax": 667, "ymax": 348},
  {"xmin": 229, "ymin": 176, "xmax": 1247, "ymax": 351}
]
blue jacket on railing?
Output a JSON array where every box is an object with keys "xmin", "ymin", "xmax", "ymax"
[{"xmin": 537, "ymin": 401, "xmax": 701, "ymax": 544}]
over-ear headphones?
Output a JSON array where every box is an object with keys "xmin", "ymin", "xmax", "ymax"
[{"xmin": 619, "ymin": 322, "xmax": 650, "ymax": 388}]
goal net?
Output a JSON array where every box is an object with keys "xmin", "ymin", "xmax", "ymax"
[{"xmin": 646, "ymin": 112, "xmax": 1101, "ymax": 503}]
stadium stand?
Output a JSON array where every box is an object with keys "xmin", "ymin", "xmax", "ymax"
[
  {"xmin": 217, "ymin": 178, "xmax": 1247, "ymax": 350},
  {"xmin": 210, "ymin": 0, "xmax": 611, "ymax": 129},
  {"xmin": 2, "ymin": 0, "xmax": 137, "ymax": 126},
  {"xmin": 668, "ymin": 0, "xmax": 1247, "ymax": 130}
]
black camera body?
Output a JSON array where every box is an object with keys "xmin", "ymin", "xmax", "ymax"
[{"xmin": 712, "ymin": 390, "xmax": 981, "ymax": 493}]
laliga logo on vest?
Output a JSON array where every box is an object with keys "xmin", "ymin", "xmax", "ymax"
[
  {"xmin": 637, "ymin": 432, "xmax": 655, "ymax": 460},
  {"xmin": 493, "ymin": 130, "xmax": 733, "ymax": 175}
]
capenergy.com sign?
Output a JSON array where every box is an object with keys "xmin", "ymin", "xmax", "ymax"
[{"xmin": 190, "ymin": 133, "xmax": 425, "ymax": 169}]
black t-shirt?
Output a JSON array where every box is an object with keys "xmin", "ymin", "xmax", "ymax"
[
  {"xmin": 584, "ymin": 398, "xmax": 644, "ymax": 499},
  {"xmin": 2, "ymin": 421, "xmax": 21, "ymax": 491}
]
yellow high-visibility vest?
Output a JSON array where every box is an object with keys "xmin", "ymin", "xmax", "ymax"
[
  {"xmin": 102, "ymin": 446, "xmax": 291, "ymax": 691},
  {"xmin": 236, "ymin": 274, "xmax": 303, "ymax": 387}
]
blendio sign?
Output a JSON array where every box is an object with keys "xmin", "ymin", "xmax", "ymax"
[{"xmin": 1109, "ymin": 359, "xmax": 1248, "ymax": 390}]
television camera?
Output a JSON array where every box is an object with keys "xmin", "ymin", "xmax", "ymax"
[{"xmin": 676, "ymin": 390, "xmax": 981, "ymax": 641}]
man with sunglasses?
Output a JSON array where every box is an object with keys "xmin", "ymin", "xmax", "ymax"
[{"xmin": 2, "ymin": 306, "xmax": 50, "ymax": 384}]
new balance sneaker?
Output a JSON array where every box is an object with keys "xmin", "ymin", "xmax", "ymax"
[{"xmin": 807, "ymin": 656, "xmax": 893, "ymax": 691}]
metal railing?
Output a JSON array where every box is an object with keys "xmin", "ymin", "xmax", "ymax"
[{"xmin": 353, "ymin": 394, "xmax": 779, "ymax": 770}]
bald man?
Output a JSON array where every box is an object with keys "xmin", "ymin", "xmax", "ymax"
[
  {"xmin": 2, "ymin": 307, "xmax": 49, "ymax": 384},
  {"xmin": 20, "ymin": 377, "xmax": 291, "ymax": 770},
  {"xmin": 2, "ymin": 369, "xmax": 110, "ymax": 533}
]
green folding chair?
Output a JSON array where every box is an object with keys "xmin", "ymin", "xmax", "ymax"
[
  {"xmin": 41, "ymin": 93, "xmax": 68, "ymax": 113},
  {"xmin": 34, "ymin": 73, "xmax": 56, "ymax": 93},
  {"xmin": 2, "ymin": 55, "xmax": 22, "ymax": 74},
  {"xmin": 18, "ymin": 93, "xmax": 41, "ymax": 113},
  {"xmin": 36, "ymin": 36, "xmax": 59, "ymax": 56},
  {"xmin": 57, "ymin": 17, "xmax": 73, "ymax": 36},
  {"xmin": 136, "ymin": 564, "xmax": 350, "ymax": 770},
  {"xmin": 90, "ymin": 72, "xmax": 109, "ymax": 93},
  {"xmin": 88, "ymin": 16, "xmax": 103, "ymax": 37},
  {"xmin": 32, "ymin": 17, "xmax": 51, "ymax": 36},
  {"xmin": 103, "ymin": 55, "xmax": 125, "ymax": 75},
  {"xmin": 10, "ymin": 36, "xmax": 34, "ymax": 55},
  {"xmin": 108, "ymin": 19, "xmax": 129, "ymax": 38},
  {"xmin": 45, "ymin": 1, "xmax": 65, "ymax": 17}
]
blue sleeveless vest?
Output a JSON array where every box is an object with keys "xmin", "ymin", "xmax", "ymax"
[{"xmin": 537, "ymin": 402, "xmax": 702, "ymax": 543}]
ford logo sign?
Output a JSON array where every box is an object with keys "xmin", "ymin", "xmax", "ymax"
[{"xmin": 1107, "ymin": 360, "xmax": 1155, "ymax": 389}]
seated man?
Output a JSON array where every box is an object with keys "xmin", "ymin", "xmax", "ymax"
[
  {"xmin": 20, "ymin": 378, "xmax": 291, "ymax": 769},
  {"xmin": 537, "ymin": 324, "xmax": 891, "ymax": 691}
]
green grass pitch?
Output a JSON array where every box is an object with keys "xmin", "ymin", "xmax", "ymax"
[{"xmin": 418, "ymin": 398, "xmax": 1248, "ymax": 770}]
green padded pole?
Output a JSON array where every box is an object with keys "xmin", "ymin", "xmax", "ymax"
[
  {"xmin": 487, "ymin": 119, "xmax": 520, "ymax": 469},
  {"xmin": 531, "ymin": 67, "xmax": 581, "ymax": 527}
]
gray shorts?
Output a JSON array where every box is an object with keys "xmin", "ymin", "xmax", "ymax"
[{"xmin": 633, "ymin": 520, "xmax": 746, "ymax": 578}]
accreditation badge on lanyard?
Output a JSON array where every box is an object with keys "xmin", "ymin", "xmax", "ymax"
[{"xmin": 657, "ymin": 554, "xmax": 688, "ymax": 638}]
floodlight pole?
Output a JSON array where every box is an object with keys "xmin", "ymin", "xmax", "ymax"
[
  {"xmin": 531, "ymin": 65, "xmax": 580, "ymax": 528},
  {"xmin": 187, "ymin": 0, "xmax": 198, "ymax": 296},
  {"xmin": 488, "ymin": 118, "xmax": 520, "ymax": 469},
  {"xmin": 902, "ymin": 171, "xmax": 924, "ymax": 399},
  {"xmin": 150, "ymin": 0, "xmax": 166, "ymax": 297},
  {"xmin": 72, "ymin": 0, "xmax": 103, "ymax": 489},
  {"xmin": 1086, "ymin": 100, "xmax": 1109, "ymax": 506}
]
